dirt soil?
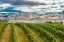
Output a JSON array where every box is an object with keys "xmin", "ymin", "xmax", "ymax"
[
  {"xmin": 0, "ymin": 24, "xmax": 11, "ymax": 42},
  {"xmin": 14, "ymin": 25, "xmax": 29, "ymax": 42}
]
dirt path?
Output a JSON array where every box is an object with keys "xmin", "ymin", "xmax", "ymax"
[
  {"xmin": 14, "ymin": 25, "xmax": 29, "ymax": 42},
  {"xmin": 30, "ymin": 29, "xmax": 48, "ymax": 42},
  {"xmin": 0, "ymin": 24, "xmax": 11, "ymax": 42}
]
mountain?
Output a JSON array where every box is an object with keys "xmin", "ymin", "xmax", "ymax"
[
  {"xmin": 2, "ymin": 7, "xmax": 21, "ymax": 12},
  {"xmin": 46, "ymin": 12, "xmax": 63, "ymax": 14}
]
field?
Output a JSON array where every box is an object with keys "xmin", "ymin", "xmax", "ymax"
[{"xmin": 0, "ymin": 22, "xmax": 64, "ymax": 42}]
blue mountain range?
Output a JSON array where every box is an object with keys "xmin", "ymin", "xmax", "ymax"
[
  {"xmin": 46, "ymin": 12, "xmax": 63, "ymax": 14},
  {"xmin": 0, "ymin": 6, "xmax": 22, "ymax": 13}
]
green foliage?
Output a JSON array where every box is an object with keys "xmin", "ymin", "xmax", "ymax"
[
  {"xmin": 25, "ymin": 23, "xmax": 59, "ymax": 42},
  {"xmin": 11, "ymin": 23, "xmax": 18, "ymax": 42},
  {"xmin": 36, "ymin": 23, "xmax": 64, "ymax": 40},
  {"xmin": 15, "ymin": 23, "xmax": 38, "ymax": 42},
  {"xmin": 43, "ymin": 23, "xmax": 64, "ymax": 32},
  {"xmin": 0, "ymin": 22, "xmax": 8, "ymax": 36}
]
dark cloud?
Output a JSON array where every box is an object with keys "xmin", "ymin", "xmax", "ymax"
[
  {"xmin": 0, "ymin": 0, "xmax": 46, "ymax": 6},
  {"xmin": 12, "ymin": 1, "xmax": 46, "ymax": 6}
]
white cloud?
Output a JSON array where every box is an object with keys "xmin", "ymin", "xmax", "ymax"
[
  {"xmin": 1, "ymin": 0, "xmax": 63, "ymax": 13},
  {"xmin": 26, "ymin": 0, "xmax": 64, "ymax": 4},
  {"xmin": 0, "ymin": 4, "xmax": 11, "ymax": 10},
  {"xmin": 16, "ymin": 3, "xmax": 63, "ymax": 12}
]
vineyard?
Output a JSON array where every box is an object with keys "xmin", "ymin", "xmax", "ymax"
[{"xmin": 0, "ymin": 22, "xmax": 64, "ymax": 42}]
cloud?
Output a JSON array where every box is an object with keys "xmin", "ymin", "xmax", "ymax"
[
  {"xmin": 16, "ymin": 5, "xmax": 47, "ymax": 12},
  {"xmin": 0, "ymin": 0, "xmax": 46, "ymax": 6},
  {"xmin": 0, "ymin": 0, "xmax": 64, "ymax": 6},
  {"xmin": 11, "ymin": 1, "xmax": 46, "ymax": 6}
]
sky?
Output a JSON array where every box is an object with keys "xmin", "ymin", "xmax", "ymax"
[
  {"xmin": 0, "ymin": 0, "xmax": 64, "ymax": 13},
  {"xmin": 0, "ymin": 0, "xmax": 64, "ymax": 7},
  {"xmin": 0, "ymin": 0, "xmax": 46, "ymax": 5},
  {"xmin": 0, "ymin": 0, "xmax": 64, "ymax": 5}
]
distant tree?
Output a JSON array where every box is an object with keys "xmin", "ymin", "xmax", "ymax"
[
  {"xmin": 46, "ymin": 21, "xmax": 52, "ymax": 23},
  {"xmin": 62, "ymin": 11, "xmax": 64, "ymax": 14}
]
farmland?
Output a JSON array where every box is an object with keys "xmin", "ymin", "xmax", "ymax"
[{"xmin": 0, "ymin": 22, "xmax": 64, "ymax": 42}]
